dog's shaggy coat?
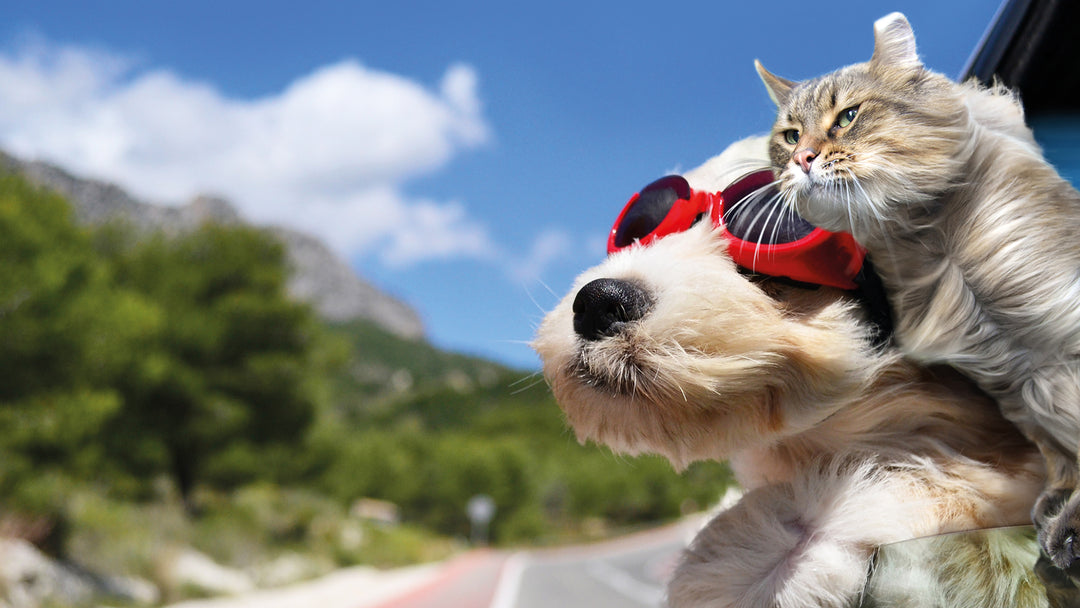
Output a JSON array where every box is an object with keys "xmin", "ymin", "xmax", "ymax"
[{"xmin": 534, "ymin": 138, "xmax": 1048, "ymax": 607}]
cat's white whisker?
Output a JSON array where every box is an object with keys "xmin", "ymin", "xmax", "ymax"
[{"xmin": 759, "ymin": 192, "xmax": 787, "ymax": 261}]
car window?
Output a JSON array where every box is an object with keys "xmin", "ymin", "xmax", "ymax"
[{"xmin": 1031, "ymin": 116, "xmax": 1080, "ymax": 186}]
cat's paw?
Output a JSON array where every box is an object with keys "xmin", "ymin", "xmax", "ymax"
[{"xmin": 1038, "ymin": 490, "xmax": 1080, "ymax": 570}]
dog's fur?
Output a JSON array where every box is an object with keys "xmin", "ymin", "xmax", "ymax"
[{"xmin": 533, "ymin": 138, "xmax": 1048, "ymax": 607}]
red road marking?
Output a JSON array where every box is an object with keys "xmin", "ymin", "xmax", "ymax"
[{"xmin": 367, "ymin": 550, "xmax": 508, "ymax": 608}]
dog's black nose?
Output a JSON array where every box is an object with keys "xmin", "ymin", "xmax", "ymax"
[{"xmin": 572, "ymin": 278, "xmax": 653, "ymax": 341}]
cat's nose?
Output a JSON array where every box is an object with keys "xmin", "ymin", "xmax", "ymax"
[
  {"xmin": 572, "ymin": 278, "xmax": 653, "ymax": 341},
  {"xmin": 794, "ymin": 148, "xmax": 817, "ymax": 173}
]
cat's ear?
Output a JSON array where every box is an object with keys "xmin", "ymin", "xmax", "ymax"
[
  {"xmin": 755, "ymin": 60, "xmax": 795, "ymax": 107},
  {"xmin": 870, "ymin": 12, "xmax": 922, "ymax": 72}
]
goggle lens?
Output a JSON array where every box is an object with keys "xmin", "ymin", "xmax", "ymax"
[
  {"xmin": 606, "ymin": 170, "xmax": 866, "ymax": 290},
  {"xmin": 720, "ymin": 171, "xmax": 814, "ymax": 245},
  {"xmin": 612, "ymin": 175, "xmax": 691, "ymax": 249}
]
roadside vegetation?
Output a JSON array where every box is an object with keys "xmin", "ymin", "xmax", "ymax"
[{"xmin": 0, "ymin": 173, "xmax": 732, "ymax": 602}]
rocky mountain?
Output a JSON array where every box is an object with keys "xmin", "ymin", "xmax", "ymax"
[{"xmin": 0, "ymin": 151, "xmax": 426, "ymax": 340}]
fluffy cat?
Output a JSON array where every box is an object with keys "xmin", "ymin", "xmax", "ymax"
[{"xmin": 755, "ymin": 12, "xmax": 1080, "ymax": 568}]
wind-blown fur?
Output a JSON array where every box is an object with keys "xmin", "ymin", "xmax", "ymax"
[
  {"xmin": 533, "ymin": 137, "xmax": 1046, "ymax": 607},
  {"xmin": 757, "ymin": 12, "xmax": 1080, "ymax": 568}
]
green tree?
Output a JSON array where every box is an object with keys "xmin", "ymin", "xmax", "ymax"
[
  {"xmin": 103, "ymin": 223, "xmax": 324, "ymax": 507},
  {"xmin": 0, "ymin": 175, "xmax": 158, "ymax": 545}
]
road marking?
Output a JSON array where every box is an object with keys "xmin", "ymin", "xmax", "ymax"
[
  {"xmin": 371, "ymin": 550, "xmax": 496, "ymax": 608},
  {"xmin": 488, "ymin": 552, "xmax": 529, "ymax": 608},
  {"xmin": 585, "ymin": 560, "xmax": 665, "ymax": 606}
]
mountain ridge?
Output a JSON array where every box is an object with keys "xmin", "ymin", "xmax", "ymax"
[{"xmin": 0, "ymin": 150, "xmax": 426, "ymax": 340}]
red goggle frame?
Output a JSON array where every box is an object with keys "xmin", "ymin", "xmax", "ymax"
[{"xmin": 607, "ymin": 170, "xmax": 866, "ymax": 290}]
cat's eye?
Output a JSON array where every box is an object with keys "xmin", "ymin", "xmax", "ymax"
[
  {"xmin": 836, "ymin": 106, "xmax": 859, "ymax": 128},
  {"xmin": 783, "ymin": 130, "xmax": 800, "ymax": 145}
]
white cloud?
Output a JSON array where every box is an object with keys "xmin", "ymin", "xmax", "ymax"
[{"xmin": 0, "ymin": 37, "xmax": 498, "ymax": 266}]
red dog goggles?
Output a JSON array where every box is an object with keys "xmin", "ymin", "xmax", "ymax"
[{"xmin": 607, "ymin": 170, "xmax": 866, "ymax": 290}]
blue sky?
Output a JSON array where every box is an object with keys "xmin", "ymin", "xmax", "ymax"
[{"xmin": 0, "ymin": 1, "xmax": 1001, "ymax": 369}]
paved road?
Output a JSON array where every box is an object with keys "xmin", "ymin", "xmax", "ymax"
[
  {"xmin": 156, "ymin": 511, "xmax": 1069, "ymax": 608},
  {"xmin": 370, "ymin": 550, "xmax": 509, "ymax": 608},
  {"xmin": 497, "ymin": 520, "xmax": 696, "ymax": 608},
  {"xmin": 368, "ymin": 517, "xmax": 701, "ymax": 608},
  {"xmin": 161, "ymin": 518, "xmax": 703, "ymax": 608}
]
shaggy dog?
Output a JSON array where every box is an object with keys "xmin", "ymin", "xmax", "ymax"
[{"xmin": 533, "ymin": 138, "xmax": 1052, "ymax": 607}]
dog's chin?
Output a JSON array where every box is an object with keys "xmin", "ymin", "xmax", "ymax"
[
  {"xmin": 547, "ymin": 372, "xmax": 719, "ymax": 470},
  {"xmin": 567, "ymin": 334, "xmax": 661, "ymax": 398},
  {"xmin": 540, "ymin": 327, "xmax": 776, "ymax": 469},
  {"xmin": 566, "ymin": 358, "xmax": 637, "ymax": 399}
]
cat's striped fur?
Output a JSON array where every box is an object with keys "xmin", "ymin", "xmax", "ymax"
[{"xmin": 757, "ymin": 12, "xmax": 1080, "ymax": 568}]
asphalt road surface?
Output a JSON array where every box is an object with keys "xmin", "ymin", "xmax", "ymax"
[
  {"xmin": 498, "ymin": 534, "xmax": 682, "ymax": 608},
  {"xmin": 372, "ymin": 517, "xmax": 702, "ymax": 608},
  {"xmin": 163, "ymin": 517, "xmax": 704, "ymax": 608}
]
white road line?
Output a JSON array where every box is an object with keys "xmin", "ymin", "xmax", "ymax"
[
  {"xmin": 585, "ymin": 560, "xmax": 665, "ymax": 607},
  {"xmin": 488, "ymin": 552, "xmax": 529, "ymax": 608}
]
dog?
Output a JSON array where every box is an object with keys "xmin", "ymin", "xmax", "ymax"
[{"xmin": 533, "ymin": 137, "xmax": 1051, "ymax": 607}]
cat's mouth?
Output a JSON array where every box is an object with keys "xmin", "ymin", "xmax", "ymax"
[
  {"xmin": 778, "ymin": 169, "xmax": 856, "ymax": 233},
  {"xmin": 782, "ymin": 166, "xmax": 829, "ymax": 198}
]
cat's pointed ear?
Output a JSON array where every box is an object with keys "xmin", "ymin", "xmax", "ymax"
[
  {"xmin": 755, "ymin": 60, "xmax": 795, "ymax": 107},
  {"xmin": 870, "ymin": 12, "xmax": 922, "ymax": 71}
]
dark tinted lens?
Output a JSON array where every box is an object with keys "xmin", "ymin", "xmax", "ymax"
[
  {"xmin": 722, "ymin": 183, "xmax": 815, "ymax": 244},
  {"xmin": 613, "ymin": 175, "xmax": 691, "ymax": 248}
]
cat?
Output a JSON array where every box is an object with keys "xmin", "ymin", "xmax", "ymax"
[{"xmin": 755, "ymin": 11, "xmax": 1080, "ymax": 569}]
